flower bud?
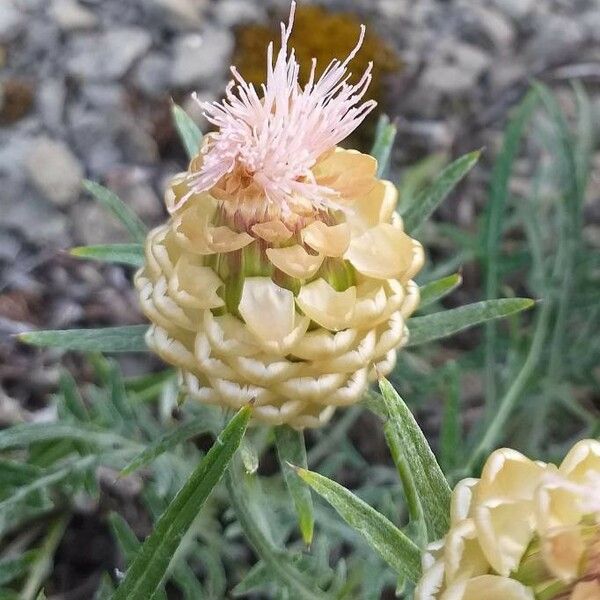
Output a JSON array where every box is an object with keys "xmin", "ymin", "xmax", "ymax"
[{"xmin": 415, "ymin": 440, "xmax": 600, "ymax": 600}]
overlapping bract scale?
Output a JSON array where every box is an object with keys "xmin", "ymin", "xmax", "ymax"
[
  {"xmin": 415, "ymin": 440, "xmax": 600, "ymax": 600},
  {"xmin": 136, "ymin": 147, "xmax": 424, "ymax": 427}
]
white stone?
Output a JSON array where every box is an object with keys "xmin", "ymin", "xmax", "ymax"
[
  {"xmin": 491, "ymin": 0, "xmax": 535, "ymax": 19},
  {"xmin": 49, "ymin": 0, "xmax": 98, "ymax": 31},
  {"xmin": 0, "ymin": 1, "xmax": 24, "ymax": 43},
  {"xmin": 134, "ymin": 52, "xmax": 171, "ymax": 96},
  {"xmin": 170, "ymin": 30, "xmax": 233, "ymax": 88},
  {"xmin": 25, "ymin": 137, "xmax": 84, "ymax": 206},
  {"xmin": 67, "ymin": 28, "xmax": 152, "ymax": 81},
  {"xmin": 421, "ymin": 40, "xmax": 491, "ymax": 95},
  {"xmin": 526, "ymin": 15, "xmax": 584, "ymax": 66},
  {"xmin": 38, "ymin": 79, "xmax": 67, "ymax": 131},
  {"xmin": 72, "ymin": 202, "xmax": 127, "ymax": 245},
  {"xmin": 582, "ymin": 10, "xmax": 600, "ymax": 42},
  {"xmin": 147, "ymin": 0, "xmax": 206, "ymax": 30},
  {"xmin": 470, "ymin": 5, "xmax": 515, "ymax": 49},
  {"xmin": 213, "ymin": 0, "xmax": 265, "ymax": 27}
]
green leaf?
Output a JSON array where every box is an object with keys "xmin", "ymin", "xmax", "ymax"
[
  {"xmin": 0, "ymin": 422, "xmax": 136, "ymax": 452},
  {"xmin": 109, "ymin": 512, "xmax": 141, "ymax": 563},
  {"xmin": 0, "ymin": 459, "xmax": 42, "ymax": 488},
  {"xmin": 370, "ymin": 114, "xmax": 397, "ymax": 177},
  {"xmin": 70, "ymin": 244, "xmax": 144, "ymax": 267},
  {"xmin": 58, "ymin": 371, "xmax": 89, "ymax": 422},
  {"xmin": 407, "ymin": 298, "xmax": 535, "ymax": 347},
  {"xmin": 402, "ymin": 150, "xmax": 481, "ymax": 233},
  {"xmin": 384, "ymin": 425, "xmax": 427, "ymax": 547},
  {"xmin": 296, "ymin": 467, "xmax": 421, "ymax": 583},
  {"xmin": 481, "ymin": 89, "xmax": 538, "ymax": 412},
  {"xmin": 111, "ymin": 405, "xmax": 252, "ymax": 600},
  {"xmin": 0, "ymin": 550, "xmax": 39, "ymax": 586},
  {"xmin": 83, "ymin": 181, "xmax": 148, "ymax": 243},
  {"xmin": 226, "ymin": 458, "xmax": 329, "ymax": 600},
  {"xmin": 0, "ymin": 455, "xmax": 105, "ymax": 515},
  {"xmin": 274, "ymin": 426, "xmax": 314, "ymax": 546},
  {"xmin": 378, "ymin": 378, "xmax": 451, "ymax": 541},
  {"xmin": 109, "ymin": 514, "xmax": 201, "ymax": 600},
  {"xmin": 21, "ymin": 516, "xmax": 69, "ymax": 600},
  {"xmin": 172, "ymin": 102, "xmax": 203, "ymax": 160},
  {"xmin": 120, "ymin": 416, "xmax": 213, "ymax": 477},
  {"xmin": 232, "ymin": 561, "xmax": 272, "ymax": 596},
  {"xmin": 18, "ymin": 325, "xmax": 149, "ymax": 353},
  {"xmin": 94, "ymin": 574, "xmax": 116, "ymax": 600},
  {"xmin": 439, "ymin": 363, "xmax": 462, "ymax": 473},
  {"xmin": 418, "ymin": 273, "xmax": 462, "ymax": 308}
]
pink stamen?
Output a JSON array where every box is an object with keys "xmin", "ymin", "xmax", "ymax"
[{"xmin": 178, "ymin": 1, "xmax": 376, "ymax": 214}]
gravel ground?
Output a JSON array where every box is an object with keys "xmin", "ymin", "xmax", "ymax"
[{"xmin": 1, "ymin": 0, "xmax": 599, "ymax": 412}]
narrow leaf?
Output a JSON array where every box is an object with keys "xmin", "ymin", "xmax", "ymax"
[
  {"xmin": 370, "ymin": 114, "xmax": 397, "ymax": 177},
  {"xmin": 109, "ymin": 512, "xmax": 141, "ymax": 563},
  {"xmin": 70, "ymin": 244, "xmax": 144, "ymax": 267},
  {"xmin": 403, "ymin": 150, "xmax": 481, "ymax": 233},
  {"xmin": 59, "ymin": 371, "xmax": 89, "ymax": 422},
  {"xmin": 407, "ymin": 298, "xmax": 535, "ymax": 347},
  {"xmin": 83, "ymin": 181, "xmax": 148, "ymax": 243},
  {"xmin": 274, "ymin": 426, "xmax": 314, "ymax": 546},
  {"xmin": 232, "ymin": 561, "xmax": 271, "ymax": 596},
  {"xmin": 439, "ymin": 364, "xmax": 462, "ymax": 473},
  {"xmin": 0, "ymin": 550, "xmax": 39, "ymax": 586},
  {"xmin": 482, "ymin": 89, "xmax": 538, "ymax": 412},
  {"xmin": 120, "ymin": 416, "xmax": 213, "ymax": 477},
  {"xmin": 418, "ymin": 273, "xmax": 462, "ymax": 308},
  {"xmin": 384, "ymin": 428, "xmax": 426, "ymax": 547},
  {"xmin": 379, "ymin": 378, "xmax": 451, "ymax": 541},
  {"xmin": 0, "ymin": 459, "xmax": 42, "ymax": 487},
  {"xmin": 18, "ymin": 325, "xmax": 149, "ymax": 353},
  {"xmin": 226, "ymin": 458, "xmax": 328, "ymax": 600},
  {"xmin": 296, "ymin": 467, "xmax": 421, "ymax": 583},
  {"xmin": 21, "ymin": 516, "xmax": 68, "ymax": 600},
  {"xmin": 111, "ymin": 405, "xmax": 252, "ymax": 600},
  {"xmin": 0, "ymin": 422, "xmax": 135, "ymax": 451},
  {"xmin": 171, "ymin": 103, "xmax": 203, "ymax": 159},
  {"xmin": 94, "ymin": 574, "xmax": 116, "ymax": 600},
  {"xmin": 0, "ymin": 456, "xmax": 102, "ymax": 514}
]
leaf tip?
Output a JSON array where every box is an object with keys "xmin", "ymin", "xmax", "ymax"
[
  {"xmin": 15, "ymin": 331, "xmax": 34, "ymax": 344},
  {"xmin": 82, "ymin": 178, "xmax": 95, "ymax": 192},
  {"xmin": 301, "ymin": 523, "xmax": 314, "ymax": 547},
  {"xmin": 521, "ymin": 297, "xmax": 536, "ymax": 309}
]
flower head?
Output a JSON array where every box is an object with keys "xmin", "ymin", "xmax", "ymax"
[
  {"xmin": 415, "ymin": 440, "xmax": 600, "ymax": 600},
  {"xmin": 135, "ymin": 2, "xmax": 423, "ymax": 427},
  {"xmin": 180, "ymin": 1, "xmax": 376, "ymax": 216}
]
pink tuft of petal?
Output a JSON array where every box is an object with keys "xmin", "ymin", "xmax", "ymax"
[{"xmin": 178, "ymin": 1, "xmax": 377, "ymax": 214}]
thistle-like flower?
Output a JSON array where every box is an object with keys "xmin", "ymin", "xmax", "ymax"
[
  {"xmin": 415, "ymin": 439, "xmax": 600, "ymax": 600},
  {"xmin": 135, "ymin": 2, "xmax": 424, "ymax": 428}
]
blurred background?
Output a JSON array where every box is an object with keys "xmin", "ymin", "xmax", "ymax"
[{"xmin": 0, "ymin": 0, "xmax": 599, "ymax": 598}]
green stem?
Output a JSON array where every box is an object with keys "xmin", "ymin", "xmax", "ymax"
[
  {"xmin": 225, "ymin": 462, "xmax": 330, "ymax": 600},
  {"xmin": 483, "ymin": 91, "xmax": 538, "ymax": 420},
  {"xmin": 531, "ymin": 214, "xmax": 578, "ymax": 451},
  {"xmin": 384, "ymin": 429, "xmax": 426, "ymax": 547},
  {"xmin": 466, "ymin": 301, "xmax": 552, "ymax": 473},
  {"xmin": 307, "ymin": 406, "xmax": 362, "ymax": 468},
  {"xmin": 22, "ymin": 515, "xmax": 69, "ymax": 600}
]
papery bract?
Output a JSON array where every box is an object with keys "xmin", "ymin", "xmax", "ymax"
[{"xmin": 135, "ymin": 2, "xmax": 423, "ymax": 427}]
